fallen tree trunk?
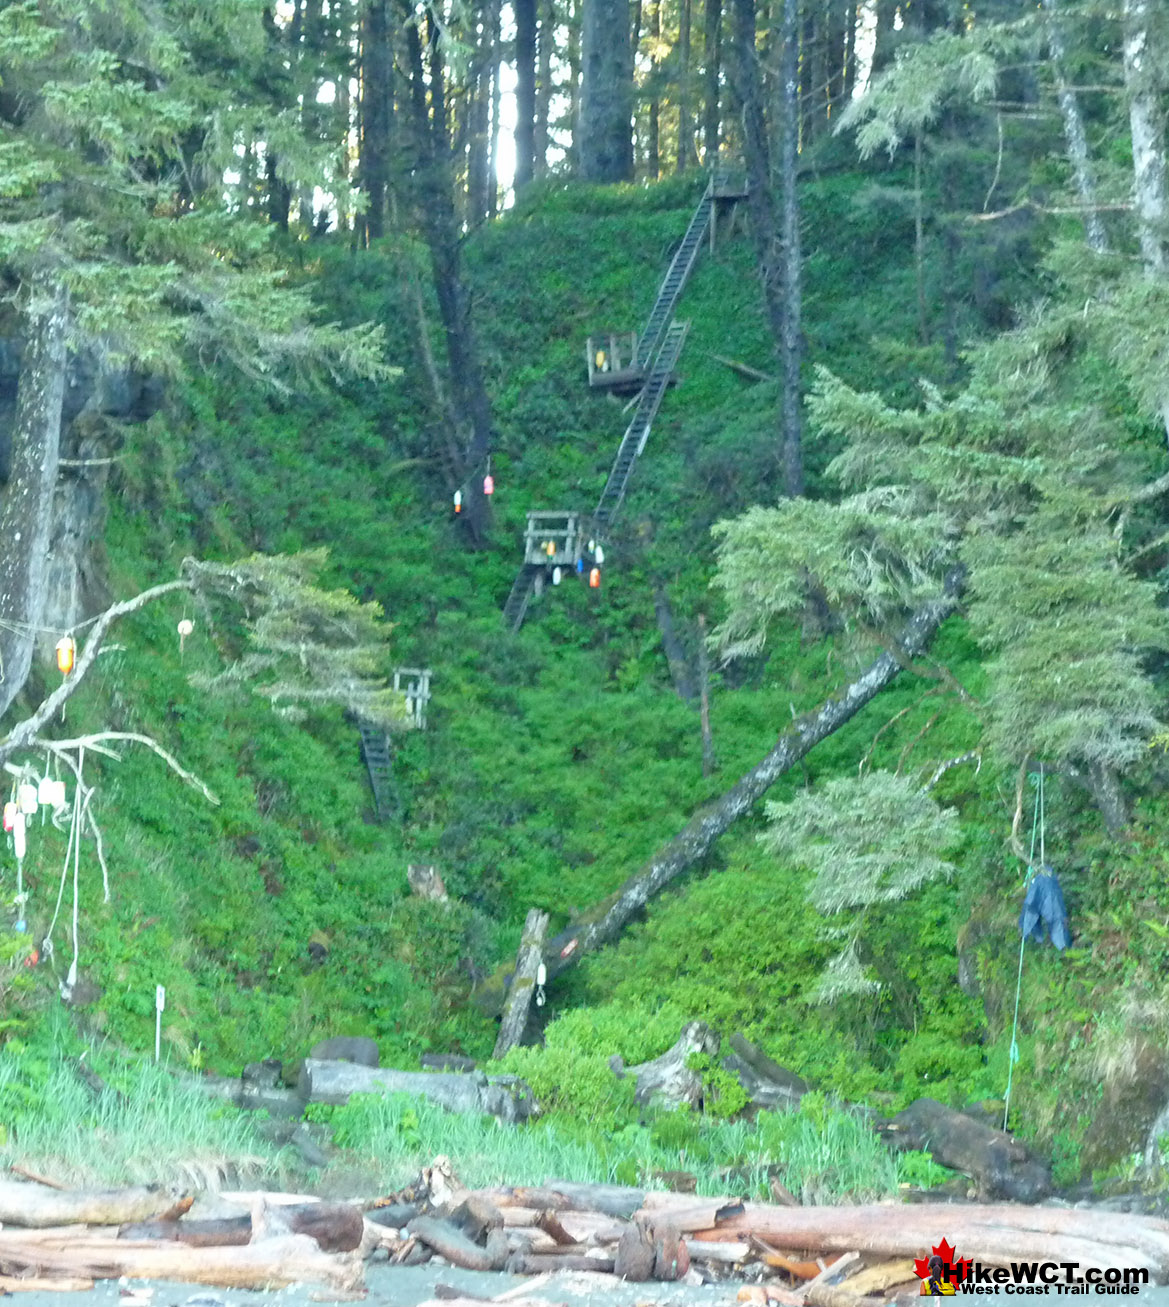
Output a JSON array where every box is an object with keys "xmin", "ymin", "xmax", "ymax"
[
  {"xmin": 119, "ymin": 1201, "xmax": 364, "ymax": 1252},
  {"xmin": 0, "ymin": 1180, "xmax": 181, "ymax": 1228},
  {"xmin": 298, "ymin": 1059, "xmax": 536, "ymax": 1123},
  {"xmin": 677, "ymin": 1202, "xmax": 1169, "ymax": 1280},
  {"xmin": 494, "ymin": 908, "xmax": 549, "ymax": 1059},
  {"xmin": 477, "ymin": 572, "xmax": 965, "ymax": 1013},
  {"xmin": 0, "ymin": 1230, "xmax": 363, "ymax": 1292}
]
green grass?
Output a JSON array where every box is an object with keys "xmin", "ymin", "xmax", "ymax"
[{"xmin": 0, "ymin": 1025, "xmax": 276, "ymax": 1188}]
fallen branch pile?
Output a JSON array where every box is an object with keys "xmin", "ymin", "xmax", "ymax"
[{"xmin": 2, "ymin": 1165, "xmax": 1167, "ymax": 1300}]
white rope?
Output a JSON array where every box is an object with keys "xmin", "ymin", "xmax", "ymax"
[
  {"xmin": 42, "ymin": 788, "xmax": 77, "ymax": 960},
  {"xmin": 1003, "ymin": 764, "xmax": 1043, "ymax": 1132},
  {"xmin": 67, "ymin": 747, "xmax": 84, "ymax": 990}
]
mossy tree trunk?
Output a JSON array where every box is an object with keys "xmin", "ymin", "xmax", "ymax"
[
  {"xmin": 579, "ymin": 0, "xmax": 635, "ymax": 180},
  {"xmin": 0, "ymin": 276, "xmax": 69, "ymax": 722},
  {"xmin": 478, "ymin": 573, "xmax": 964, "ymax": 1013}
]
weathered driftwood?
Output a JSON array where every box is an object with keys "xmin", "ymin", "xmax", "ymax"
[
  {"xmin": 494, "ymin": 908, "xmax": 549, "ymax": 1060},
  {"xmin": 298, "ymin": 1059, "xmax": 536, "ymax": 1123},
  {"xmin": 882, "ymin": 1097, "xmax": 1051, "ymax": 1202},
  {"xmin": 0, "ymin": 1180, "xmax": 180, "ymax": 1228},
  {"xmin": 624, "ymin": 1021, "xmax": 721, "ymax": 1108},
  {"xmin": 407, "ymin": 1216, "xmax": 501, "ymax": 1271},
  {"xmin": 682, "ymin": 1203, "xmax": 1169, "ymax": 1280},
  {"xmin": 119, "ymin": 1201, "xmax": 364, "ymax": 1252},
  {"xmin": 0, "ymin": 1229, "xmax": 363, "ymax": 1291},
  {"xmin": 487, "ymin": 1182, "xmax": 645, "ymax": 1219},
  {"xmin": 0, "ymin": 1273, "xmax": 96, "ymax": 1292},
  {"xmin": 685, "ymin": 1238, "xmax": 751, "ymax": 1263},
  {"xmin": 507, "ymin": 1251, "xmax": 615, "ymax": 1274},
  {"xmin": 726, "ymin": 1033, "xmax": 808, "ymax": 1110}
]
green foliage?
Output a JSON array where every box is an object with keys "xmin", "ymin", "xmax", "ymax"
[{"xmin": 760, "ymin": 772, "xmax": 961, "ymax": 1001}]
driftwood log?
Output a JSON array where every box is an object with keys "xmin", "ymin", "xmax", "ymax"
[
  {"xmin": 0, "ymin": 1228, "xmax": 363, "ymax": 1292},
  {"xmin": 882, "ymin": 1097, "xmax": 1051, "ymax": 1202},
  {"xmin": 119, "ymin": 1200, "xmax": 365, "ymax": 1252},
  {"xmin": 298, "ymin": 1058, "xmax": 536, "ymax": 1123},
  {"xmin": 622, "ymin": 1021, "xmax": 721, "ymax": 1108},
  {"xmin": 0, "ymin": 1180, "xmax": 180, "ymax": 1228}
]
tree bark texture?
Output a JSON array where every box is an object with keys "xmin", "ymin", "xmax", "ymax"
[
  {"xmin": 493, "ymin": 907, "xmax": 549, "ymax": 1058},
  {"xmin": 402, "ymin": 6, "xmax": 495, "ymax": 544},
  {"xmin": 0, "ymin": 277, "xmax": 69, "ymax": 721},
  {"xmin": 652, "ymin": 585, "xmax": 697, "ymax": 701},
  {"xmin": 358, "ymin": 0, "xmax": 392, "ymax": 242},
  {"xmin": 778, "ymin": 0, "xmax": 803, "ymax": 497},
  {"xmin": 534, "ymin": 0, "xmax": 554, "ymax": 175},
  {"xmin": 298, "ymin": 1058, "xmax": 536, "ymax": 1123},
  {"xmin": 728, "ymin": 0, "xmax": 784, "ymax": 353},
  {"xmin": 477, "ymin": 573, "xmax": 964, "ymax": 1011},
  {"xmin": 1122, "ymin": 0, "xmax": 1168, "ymax": 276},
  {"xmin": 580, "ymin": 0, "xmax": 635, "ymax": 180},
  {"xmin": 514, "ymin": 0, "xmax": 538, "ymax": 188},
  {"xmin": 1043, "ymin": 0, "xmax": 1108, "ymax": 255},
  {"xmin": 676, "ymin": 0, "xmax": 693, "ymax": 171},
  {"xmin": 697, "ymin": 613, "xmax": 716, "ymax": 776},
  {"xmin": 648, "ymin": 0, "xmax": 661, "ymax": 177},
  {"xmin": 702, "ymin": 0, "xmax": 721, "ymax": 163}
]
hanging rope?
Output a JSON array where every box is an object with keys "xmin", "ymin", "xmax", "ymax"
[{"xmin": 1003, "ymin": 763, "xmax": 1044, "ymax": 1132}]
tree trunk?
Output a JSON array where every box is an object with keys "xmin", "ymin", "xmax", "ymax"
[
  {"xmin": 489, "ymin": 0, "xmax": 503, "ymax": 216},
  {"xmin": 676, "ymin": 0, "xmax": 693, "ymax": 171},
  {"xmin": 652, "ymin": 586, "xmax": 698, "ymax": 701},
  {"xmin": 778, "ymin": 0, "xmax": 803, "ymax": 497},
  {"xmin": 1043, "ymin": 0, "xmax": 1108, "ymax": 255},
  {"xmin": 468, "ymin": 0, "xmax": 496, "ymax": 223},
  {"xmin": 477, "ymin": 572, "xmax": 964, "ymax": 1010},
  {"xmin": 494, "ymin": 907, "xmax": 549, "ymax": 1058},
  {"xmin": 534, "ymin": 0, "xmax": 554, "ymax": 176},
  {"xmin": 697, "ymin": 613, "xmax": 716, "ymax": 776},
  {"xmin": 515, "ymin": 0, "xmax": 538, "ymax": 188},
  {"xmin": 0, "ymin": 1180, "xmax": 173, "ymax": 1228},
  {"xmin": 359, "ymin": 0, "xmax": 392, "ymax": 242},
  {"xmin": 580, "ymin": 0, "xmax": 635, "ymax": 180},
  {"xmin": 1122, "ymin": 0, "xmax": 1168, "ymax": 276},
  {"xmin": 648, "ymin": 0, "xmax": 661, "ymax": 177},
  {"xmin": 402, "ymin": 6, "xmax": 495, "ymax": 544},
  {"xmin": 702, "ymin": 0, "xmax": 721, "ymax": 163},
  {"xmin": 567, "ymin": 0, "xmax": 582, "ymax": 171},
  {"xmin": 0, "ymin": 277, "xmax": 69, "ymax": 721},
  {"xmin": 728, "ymin": 0, "xmax": 784, "ymax": 352},
  {"xmin": 913, "ymin": 130, "xmax": 929, "ymax": 344}
]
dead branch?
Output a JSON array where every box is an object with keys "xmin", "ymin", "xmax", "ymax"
[{"xmin": 39, "ymin": 733, "xmax": 219, "ymax": 805}]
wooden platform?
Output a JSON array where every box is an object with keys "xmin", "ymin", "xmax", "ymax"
[{"xmin": 522, "ymin": 511, "xmax": 586, "ymax": 567}]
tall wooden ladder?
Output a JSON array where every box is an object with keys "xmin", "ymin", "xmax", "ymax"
[
  {"xmin": 594, "ymin": 319, "xmax": 690, "ymax": 527},
  {"xmin": 634, "ymin": 181, "xmax": 714, "ymax": 370},
  {"xmin": 503, "ymin": 563, "xmax": 543, "ymax": 634},
  {"xmin": 356, "ymin": 717, "xmax": 398, "ymax": 821}
]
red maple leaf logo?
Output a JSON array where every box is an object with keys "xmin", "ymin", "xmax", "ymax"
[{"xmin": 915, "ymin": 1239, "xmax": 963, "ymax": 1285}]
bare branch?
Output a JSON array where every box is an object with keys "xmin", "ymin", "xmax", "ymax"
[
  {"xmin": 0, "ymin": 577, "xmax": 191, "ymax": 766},
  {"xmin": 37, "ymin": 732, "xmax": 219, "ymax": 805},
  {"xmin": 922, "ymin": 750, "xmax": 981, "ymax": 791}
]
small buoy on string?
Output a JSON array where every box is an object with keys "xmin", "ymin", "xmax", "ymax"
[
  {"xmin": 535, "ymin": 961, "xmax": 547, "ymax": 1008},
  {"xmin": 177, "ymin": 617, "xmax": 194, "ymax": 655},
  {"xmin": 2, "ymin": 802, "xmax": 15, "ymax": 832},
  {"xmin": 23, "ymin": 948, "xmax": 38, "ymax": 969},
  {"xmin": 12, "ymin": 811, "xmax": 26, "ymax": 860},
  {"xmin": 576, "ymin": 558, "xmax": 584, "ymax": 574},
  {"xmin": 544, "ymin": 541, "xmax": 556, "ymax": 557},
  {"xmin": 552, "ymin": 567, "xmax": 562, "ymax": 585},
  {"xmin": 37, "ymin": 778, "xmax": 65, "ymax": 808},
  {"xmin": 595, "ymin": 545, "xmax": 605, "ymax": 565},
  {"xmin": 13, "ymin": 919, "xmax": 26, "ymax": 934},
  {"xmin": 453, "ymin": 489, "xmax": 462, "ymax": 513},
  {"xmin": 589, "ymin": 567, "xmax": 602, "ymax": 589},
  {"xmin": 483, "ymin": 473, "xmax": 494, "ymax": 496},
  {"xmin": 56, "ymin": 636, "xmax": 75, "ymax": 675},
  {"xmin": 17, "ymin": 784, "xmax": 37, "ymax": 816},
  {"xmin": 587, "ymin": 538, "xmax": 596, "ymax": 553}
]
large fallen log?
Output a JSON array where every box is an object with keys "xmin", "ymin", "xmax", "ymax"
[
  {"xmin": 679, "ymin": 1202, "xmax": 1169, "ymax": 1280},
  {"xmin": 298, "ymin": 1059, "xmax": 536, "ymax": 1123},
  {"xmin": 485, "ymin": 1182, "xmax": 646, "ymax": 1219},
  {"xmin": 0, "ymin": 1180, "xmax": 181, "ymax": 1228},
  {"xmin": 0, "ymin": 1229, "xmax": 363, "ymax": 1291},
  {"xmin": 119, "ymin": 1200, "xmax": 365, "ymax": 1252}
]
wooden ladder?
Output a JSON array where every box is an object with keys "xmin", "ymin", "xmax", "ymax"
[
  {"xmin": 503, "ymin": 562, "xmax": 544, "ymax": 634},
  {"xmin": 356, "ymin": 716, "xmax": 398, "ymax": 822},
  {"xmin": 634, "ymin": 181, "xmax": 713, "ymax": 370},
  {"xmin": 594, "ymin": 319, "xmax": 690, "ymax": 527}
]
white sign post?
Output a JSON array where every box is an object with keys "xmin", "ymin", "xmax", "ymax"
[{"xmin": 155, "ymin": 985, "xmax": 165, "ymax": 1062}]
